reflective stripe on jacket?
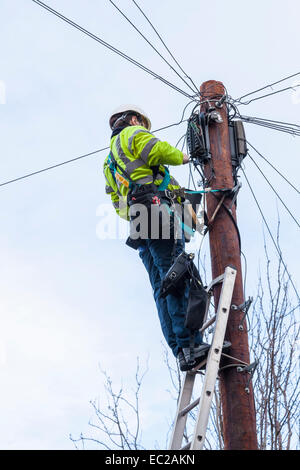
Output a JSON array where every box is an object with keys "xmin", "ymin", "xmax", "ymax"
[{"xmin": 103, "ymin": 125, "xmax": 184, "ymax": 220}]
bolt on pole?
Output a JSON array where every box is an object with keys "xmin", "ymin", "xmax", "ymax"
[{"xmin": 200, "ymin": 80, "xmax": 258, "ymax": 450}]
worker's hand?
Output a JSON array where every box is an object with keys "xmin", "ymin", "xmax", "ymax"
[{"xmin": 182, "ymin": 153, "xmax": 190, "ymax": 165}]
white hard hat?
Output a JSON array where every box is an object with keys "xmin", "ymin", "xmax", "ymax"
[{"xmin": 109, "ymin": 104, "xmax": 151, "ymax": 130}]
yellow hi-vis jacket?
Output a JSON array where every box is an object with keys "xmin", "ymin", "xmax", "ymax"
[{"xmin": 103, "ymin": 125, "xmax": 184, "ymax": 220}]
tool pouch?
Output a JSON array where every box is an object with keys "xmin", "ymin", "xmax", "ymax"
[
  {"xmin": 159, "ymin": 251, "xmax": 195, "ymax": 298},
  {"xmin": 185, "ymin": 278, "xmax": 208, "ymax": 331},
  {"xmin": 160, "ymin": 250, "xmax": 208, "ymax": 332}
]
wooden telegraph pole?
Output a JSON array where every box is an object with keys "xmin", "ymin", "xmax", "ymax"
[{"xmin": 200, "ymin": 80, "xmax": 258, "ymax": 449}]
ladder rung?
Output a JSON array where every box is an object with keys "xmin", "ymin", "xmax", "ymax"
[
  {"xmin": 206, "ymin": 273, "xmax": 224, "ymax": 292},
  {"xmin": 180, "ymin": 441, "xmax": 191, "ymax": 451},
  {"xmin": 200, "ymin": 314, "xmax": 216, "ymax": 333},
  {"xmin": 192, "ymin": 358, "xmax": 207, "ymax": 372},
  {"xmin": 179, "ymin": 397, "xmax": 200, "ymax": 417}
]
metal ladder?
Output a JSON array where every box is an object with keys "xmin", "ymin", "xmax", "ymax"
[{"xmin": 169, "ymin": 266, "xmax": 237, "ymax": 450}]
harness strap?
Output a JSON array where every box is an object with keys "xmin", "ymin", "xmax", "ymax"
[
  {"xmin": 108, "ymin": 152, "xmax": 171, "ymax": 194},
  {"xmin": 157, "ymin": 167, "xmax": 171, "ymax": 191},
  {"xmin": 164, "ymin": 204, "xmax": 196, "ymax": 237},
  {"xmin": 108, "ymin": 152, "xmax": 133, "ymax": 189}
]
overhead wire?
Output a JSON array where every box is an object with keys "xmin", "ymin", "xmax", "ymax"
[
  {"xmin": 247, "ymin": 152, "xmax": 300, "ymax": 230},
  {"xmin": 236, "ymin": 83, "xmax": 300, "ymax": 106},
  {"xmin": 31, "ymin": 0, "xmax": 196, "ymax": 101},
  {"xmin": 235, "ymin": 71, "xmax": 300, "ymax": 104},
  {"xmin": 175, "ymin": 133, "xmax": 186, "ymax": 149},
  {"xmin": 230, "ymin": 100, "xmax": 300, "ymax": 137},
  {"xmin": 131, "ymin": 0, "xmax": 199, "ymax": 96},
  {"xmin": 241, "ymin": 250, "xmax": 248, "ymax": 300},
  {"xmin": 246, "ymin": 141, "xmax": 300, "ymax": 195},
  {"xmin": 240, "ymin": 166, "xmax": 299, "ymax": 302},
  {"xmin": 188, "ymin": 165, "xmax": 197, "ymax": 191},
  {"xmin": 240, "ymin": 115, "xmax": 300, "ymax": 137},
  {"xmin": 0, "ymin": 147, "xmax": 109, "ymax": 188},
  {"xmin": 108, "ymin": 0, "xmax": 199, "ymax": 97},
  {"xmin": 0, "ymin": 116, "xmax": 190, "ymax": 189}
]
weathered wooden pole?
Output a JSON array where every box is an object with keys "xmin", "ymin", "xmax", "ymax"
[{"xmin": 200, "ymin": 80, "xmax": 258, "ymax": 449}]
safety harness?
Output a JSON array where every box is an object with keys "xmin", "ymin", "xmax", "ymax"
[{"xmin": 107, "ymin": 151, "xmax": 171, "ymax": 192}]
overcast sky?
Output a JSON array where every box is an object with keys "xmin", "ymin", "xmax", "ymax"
[{"xmin": 0, "ymin": 0, "xmax": 299, "ymax": 450}]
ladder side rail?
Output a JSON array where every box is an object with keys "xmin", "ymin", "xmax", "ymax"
[{"xmin": 168, "ymin": 371, "xmax": 196, "ymax": 449}]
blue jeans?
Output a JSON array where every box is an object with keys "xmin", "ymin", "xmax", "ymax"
[{"xmin": 138, "ymin": 237, "xmax": 202, "ymax": 357}]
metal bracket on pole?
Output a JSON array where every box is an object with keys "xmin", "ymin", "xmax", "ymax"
[
  {"xmin": 228, "ymin": 182, "xmax": 242, "ymax": 211},
  {"xmin": 232, "ymin": 296, "xmax": 253, "ymax": 331},
  {"xmin": 237, "ymin": 359, "xmax": 259, "ymax": 394},
  {"xmin": 215, "ymin": 95, "xmax": 227, "ymax": 108},
  {"xmin": 208, "ymin": 109, "xmax": 223, "ymax": 123}
]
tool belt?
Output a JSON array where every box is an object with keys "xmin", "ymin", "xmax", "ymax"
[
  {"xmin": 126, "ymin": 184, "xmax": 203, "ymax": 249},
  {"xmin": 127, "ymin": 183, "xmax": 176, "ymax": 245}
]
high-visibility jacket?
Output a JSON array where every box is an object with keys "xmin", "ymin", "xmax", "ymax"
[{"xmin": 103, "ymin": 125, "xmax": 184, "ymax": 220}]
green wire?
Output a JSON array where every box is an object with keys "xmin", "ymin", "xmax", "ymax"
[{"xmin": 185, "ymin": 189, "xmax": 228, "ymax": 194}]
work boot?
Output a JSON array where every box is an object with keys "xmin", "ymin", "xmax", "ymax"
[
  {"xmin": 178, "ymin": 341, "xmax": 231, "ymax": 372},
  {"xmin": 177, "ymin": 349, "xmax": 189, "ymax": 372},
  {"xmin": 177, "ymin": 343, "xmax": 210, "ymax": 372},
  {"xmin": 183, "ymin": 342, "xmax": 211, "ymax": 369}
]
